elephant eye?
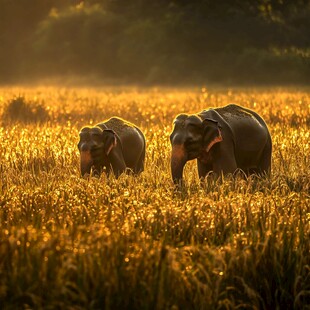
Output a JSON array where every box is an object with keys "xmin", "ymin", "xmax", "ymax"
[{"xmin": 185, "ymin": 138, "xmax": 195, "ymax": 146}]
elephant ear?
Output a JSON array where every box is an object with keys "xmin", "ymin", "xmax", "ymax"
[
  {"xmin": 102, "ymin": 129, "xmax": 117, "ymax": 155},
  {"xmin": 202, "ymin": 119, "xmax": 223, "ymax": 152}
]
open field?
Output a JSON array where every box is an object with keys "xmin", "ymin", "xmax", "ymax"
[{"xmin": 0, "ymin": 86, "xmax": 309, "ymax": 309}]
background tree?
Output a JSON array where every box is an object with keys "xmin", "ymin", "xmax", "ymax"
[{"xmin": 0, "ymin": 0, "xmax": 309, "ymax": 84}]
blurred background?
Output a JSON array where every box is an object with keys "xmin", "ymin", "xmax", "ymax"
[{"xmin": 0, "ymin": 0, "xmax": 309, "ymax": 85}]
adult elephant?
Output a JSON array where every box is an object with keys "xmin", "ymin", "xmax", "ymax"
[
  {"xmin": 78, "ymin": 117, "xmax": 145, "ymax": 178},
  {"xmin": 170, "ymin": 104, "xmax": 272, "ymax": 185}
]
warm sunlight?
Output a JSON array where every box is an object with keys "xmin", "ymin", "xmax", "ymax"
[{"xmin": 0, "ymin": 0, "xmax": 309, "ymax": 308}]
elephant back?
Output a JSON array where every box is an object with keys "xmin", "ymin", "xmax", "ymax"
[
  {"xmin": 97, "ymin": 117, "xmax": 137, "ymax": 137},
  {"xmin": 214, "ymin": 104, "xmax": 268, "ymax": 128},
  {"xmin": 215, "ymin": 104, "xmax": 255, "ymax": 122}
]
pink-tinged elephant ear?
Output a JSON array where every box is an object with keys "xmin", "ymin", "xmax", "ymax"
[
  {"xmin": 103, "ymin": 130, "xmax": 117, "ymax": 155},
  {"xmin": 202, "ymin": 119, "xmax": 223, "ymax": 152}
]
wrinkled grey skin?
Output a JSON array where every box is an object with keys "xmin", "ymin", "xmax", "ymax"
[
  {"xmin": 78, "ymin": 117, "xmax": 145, "ymax": 178},
  {"xmin": 170, "ymin": 104, "xmax": 272, "ymax": 185}
]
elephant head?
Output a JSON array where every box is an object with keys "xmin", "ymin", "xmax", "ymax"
[
  {"xmin": 78, "ymin": 126, "xmax": 120, "ymax": 177},
  {"xmin": 170, "ymin": 114, "xmax": 222, "ymax": 184}
]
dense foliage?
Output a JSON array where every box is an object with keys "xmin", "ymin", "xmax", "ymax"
[
  {"xmin": 0, "ymin": 0, "xmax": 309, "ymax": 84},
  {"xmin": 0, "ymin": 86, "xmax": 309, "ymax": 309}
]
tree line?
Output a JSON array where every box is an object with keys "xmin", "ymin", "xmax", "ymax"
[{"xmin": 0, "ymin": 0, "xmax": 309, "ymax": 85}]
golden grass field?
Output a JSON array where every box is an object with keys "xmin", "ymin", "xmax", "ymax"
[{"xmin": 0, "ymin": 86, "xmax": 309, "ymax": 309}]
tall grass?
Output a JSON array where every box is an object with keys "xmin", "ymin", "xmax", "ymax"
[{"xmin": 0, "ymin": 87, "xmax": 309, "ymax": 309}]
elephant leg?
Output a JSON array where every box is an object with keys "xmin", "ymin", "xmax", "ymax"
[
  {"xmin": 92, "ymin": 164, "xmax": 111, "ymax": 177},
  {"xmin": 197, "ymin": 160, "xmax": 212, "ymax": 179},
  {"xmin": 107, "ymin": 146, "xmax": 127, "ymax": 178},
  {"xmin": 212, "ymin": 153, "xmax": 238, "ymax": 177},
  {"xmin": 92, "ymin": 165, "xmax": 101, "ymax": 177}
]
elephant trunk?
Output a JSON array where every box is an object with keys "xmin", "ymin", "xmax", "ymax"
[
  {"xmin": 80, "ymin": 150, "xmax": 93, "ymax": 176},
  {"xmin": 171, "ymin": 144, "xmax": 187, "ymax": 186}
]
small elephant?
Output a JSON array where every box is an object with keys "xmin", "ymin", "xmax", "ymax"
[
  {"xmin": 78, "ymin": 117, "xmax": 146, "ymax": 178},
  {"xmin": 170, "ymin": 104, "xmax": 272, "ymax": 184}
]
